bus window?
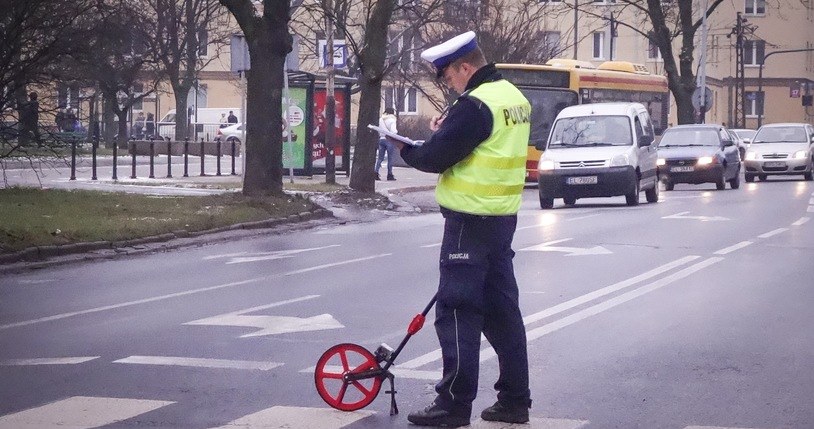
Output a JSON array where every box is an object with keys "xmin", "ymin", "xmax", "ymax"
[{"xmin": 516, "ymin": 87, "xmax": 578, "ymax": 150}]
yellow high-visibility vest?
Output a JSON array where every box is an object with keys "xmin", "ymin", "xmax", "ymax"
[{"xmin": 436, "ymin": 80, "xmax": 531, "ymax": 215}]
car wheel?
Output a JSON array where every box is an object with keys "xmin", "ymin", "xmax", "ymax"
[
  {"xmin": 745, "ymin": 174, "xmax": 755, "ymax": 183},
  {"xmin": 563, "ymin": 196, "xmax": 576, "ymax": 206},
  {"xmin": 715, "ymin": 172, "xmax": 726, "ymax": 190},
  {"xmin": 758, "ymin": 174, "xmax": 768, "ymax": 181},
  {"xmin": 645, "ymin": 182, "xmax": 659, "ymax": 203},
  {"xmin": 625, "ymin": 180, "xmax": 640, "ymax": 206},
  {"xmin": 539, "ymin": 188, "xmax": 554, "ymax": 209},
  {"xmin": 804, "ymin": 166, "xmax": 813, "ymax": 181},
  {"xmin": 227, "ymin": 137, "xmax": 241, "ymax": 145},
  {"xmin": 664, "ymin": 180, "xmax": 674, "ymax": 191},
  {"xmin": 729, "ymin": 172, "xmax": 740, "ymax": 189}
]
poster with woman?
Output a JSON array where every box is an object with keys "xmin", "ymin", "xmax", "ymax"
[{"xmin": 310, "ymin": 89, "xmax": 347, "ymax": 170}]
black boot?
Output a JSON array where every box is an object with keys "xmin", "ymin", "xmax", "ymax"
[
  {"xmin": 375, "ymin": 172, "xmax": 381, "ymax": 181},
  {"xmin": 480, "ymin": 401, "xmax": 529, "ymax": 424},
  {"xmin": 407, "ymin": 402, "xmax": 470, "ymax": 427},
  {"xmin": 387, "ymin": 174, "xmax": 396, "ymax": 181}
]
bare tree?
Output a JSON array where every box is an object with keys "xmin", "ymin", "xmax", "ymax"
[
  {"xmin": 219, "ymin": 0, "xmax": 292, "ymax": 197},
  {"xmin": 145, "ymin": 0, "xmax": 231, "ymax": 140}
]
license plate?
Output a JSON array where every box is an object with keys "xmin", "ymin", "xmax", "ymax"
[
  {"xmin": 566, "ymin": 176, "xmax": 598, "ymax": 185},
  {"xmin": 764, "ymin": 161, "xmax": 786, "ymax": 168},
  {"xmin": 670, "ymin": 166, "xmax": 694, "ymax": 172}
]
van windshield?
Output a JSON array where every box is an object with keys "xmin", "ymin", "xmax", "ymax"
[{"xmin": 548, "ymin": 115, "xmax": 632, "ymax": 149}]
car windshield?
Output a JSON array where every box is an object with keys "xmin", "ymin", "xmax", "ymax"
[
  {"xmin": 547, "ymin": 115, "xmax": 632, "ymax": 149},
  {"xmin": 660, "ymin": 128, "xmax": 720, "ymax": 147},
  {"xmin": 753, "ymin": 126, "xmax": 808, "ymax": 143}
]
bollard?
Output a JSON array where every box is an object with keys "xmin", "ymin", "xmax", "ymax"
[
  {"xmin": 112, "ymin": 138, "xmax": 120, "ymax": 180},
  {"xmin": 91, "ymin": 136, "xmax": 98, "ymax": 180},
  {"xmin": 183, "ymin": 137, "xmax": 189, "ymax": 177},
  {"xmin": 148, "ymin": 136, "xmax": 155, "ymax": 179},
  {"xmin": 216, "ymin": 137, "xmax": 222, "ymax": 176},
  {"xmin": 200, "ymin": 138, "xmax": 205, "ymax": 176},
  {"xmin": 130, "ymin": 140, "xmax": 137, "ymax": 179},
  {"xmin": 166, "ymin": 137, "xmax": 173, "ymax": 178},
  {"xmin": 231, "ymin": 139, "xmax": 237, "ymax": 175},
  {"xmin": 70, "ymin": 138, "xmax": 77, "ymax": 180}
]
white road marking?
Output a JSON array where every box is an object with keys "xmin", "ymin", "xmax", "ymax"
[
  {"xmin": 113, "ymin": 356, "xmax": 283, "ymax": 371},
  {"xmin": 0, "ymin": 396, "xmax": 173, "ymax": 429},
  {"xmin": 685, "ymin": 426, "xmax": 769, "ymax": 429},
  {"xmin": 758, "ymin": 228, "xmax": 788, "ymax": 238},
  {"xmin": 284, "ymin": 253, "xmax": 391, "ymax": 275},
  {"xmin": 399, "ymin": 256, "xmax": 699, "ymax": 370},
  {"xmin": 808, "ymin": 205, "xmax": 814, "ymax": 213},
  {"xmin": 662, "ymin": 211, "xmax": 730, "ymax": 221},
  {"xmin": 301, "ymin": 365, "xmax": 442, "ymax": 381},
  {"xmin": 421, "ymin": 242, "xmax": 442, "ymax": 248},
  {"xmin": 471, "ymin": 417, "xmax": 589, "ymax": 428},
  {"xmin": 0, "ymin": 276, "xmax": 271, "ymax": 331},
  {"xmin": 519, "ymin": 238, "xmax": 612, "ymax": 256},
  {"xmin": 478, "ymin": 257, "xmax": 724, "ymax": 363},
  {"xmin": 0, "ymin": 357, "xmax": 99, "ymax": 366},
  {"xmin": 714, "ymin": 241, "xmax": 753, "ymax": 255},
  {"xmin": 792, "ymin": 217, "xmax": 810, "ymax": 226},
  {"xmin": 187, "ymin": 312, "xmax": 343, "ymax": 337},
  {"xmin": 202, "ymin": 245, "xmax": 341, "ymax": 264},
  {"xmin": 209, "ymin": 405, "xmax": 373, "ymax": 429}
]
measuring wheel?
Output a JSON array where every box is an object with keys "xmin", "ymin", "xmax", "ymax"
[{"xmin": 314, "ymin": 343, "xmax": 383, "ymax": 411}]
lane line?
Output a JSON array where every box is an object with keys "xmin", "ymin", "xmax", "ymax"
[
  {"xmin": 792, "ymin": 217, "xmax": 810, "ymax": 226},
  {"xmin": 808, "ymin": 206, "xmax": 814, "ymax": 213},
  {"xmin": 758, "ymin": 228, "xmax": 788, "ymax": 238},
  {"xmin": 0, "ymin": 396, "xmax": 174, "ymax": 429},
  {"xmin": 0, "ymin": 357, "xmax": 99, "ymax": 366},
  {"xmin": 478, "ymin": 257, "xmax": 724, "ymax": 363},
  {"xmin": 472, "ymin": 417, "xmax": 589, "ymax": 429},
  {"xmin": 714, "ymin": 241, "xmax": 753, "ymax": 255},
  {"xmin": 209, "ymin": 406, "xmax": 373, "ymax": 429},
  {"xmin": 284, "ymin": 253, "xmax": 391, "ymax": 275},
  {"xmin": 113, "ymin": 356, "xmax": 283, "ymax": 371},
  {"xmin": 399, "ymin": 255, "xmax": 699, "ymax": 370},
  {"xmin": 0, "ymin": 277, "xmax": 271, "ymax": 331}
]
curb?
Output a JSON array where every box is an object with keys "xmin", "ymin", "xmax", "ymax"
[{"xmin": 0, "ymin": 207, "xmax": 333, "ymax": 270}]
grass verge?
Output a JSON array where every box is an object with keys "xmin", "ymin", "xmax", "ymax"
[{"xmin": 0, "ymin": 187, "xmax": 317, "ymax": 253}]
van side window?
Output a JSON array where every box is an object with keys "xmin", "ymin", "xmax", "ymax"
[
  {"xmin": 637, "ymin": 112, "xmax": 654, "ymax": 141},
  {"xmin": 634, "ymin": 117, "xmax": 643, "ymax": 140}
]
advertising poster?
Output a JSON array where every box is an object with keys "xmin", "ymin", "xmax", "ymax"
[
  {"xmin": 311, "ymin": 89, "xmax": 347, "ymax": 170},
  {"xmin": 283, "ymin": 87, "xmax": 307, "ymax": 170}
]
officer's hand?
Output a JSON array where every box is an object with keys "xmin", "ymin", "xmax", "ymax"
[{"xmin": 430, "ymin": 115, "xmax": 445, "ymax": 131}]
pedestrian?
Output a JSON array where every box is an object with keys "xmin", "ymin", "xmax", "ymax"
[
  {"xmin": 19, "ymin": 92, "xmax": 40, "ymax": 146},
  {"xmin": 145, "ymin": 112, "xmax": 155, "ymax": 137},
  {"xmin": 391, "ymin": 31, "xmax": 532, "ymax": 427},
  {"xmin": 134, "ymin": 111, "xmax": 146, "ymax": 138},
  {"xmin": 227, "ymin": 110, "xmax": 238, "ymax": 124},
  {"xmin": 374, "ymin": 107, "xmax": 398, "ymax": 181},
  {"xmin": 219, "ymin": 112, "xmax": 228, "ymax": 128}
]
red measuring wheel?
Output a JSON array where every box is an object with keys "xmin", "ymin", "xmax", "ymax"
[{"xmin": 314, "ymin": 343, "xmax": 383, "ymax": 411}]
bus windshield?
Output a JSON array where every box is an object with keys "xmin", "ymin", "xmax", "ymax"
[
  {"xmin": 549, "ymin": 116, "xmax": 633, "ymax": 148},
  {"xmin": 516, "ymin": 87, "xmax": 578, "ymax": 148}
]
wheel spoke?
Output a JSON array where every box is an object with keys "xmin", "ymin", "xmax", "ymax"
[
  {"xmin": 336, "ymin": 382, "xmax": 348, "ymax": 403},
  {"xmin": 351, "ymin": 380, "xmax": 372, "ymax": 396},
  {"xmin": 339, "ymin": 350, "xmax": 350, "ymax": 372},
  {"xmin": 320, "ymin": 371, "xmax": 343, "ymax": 379}
]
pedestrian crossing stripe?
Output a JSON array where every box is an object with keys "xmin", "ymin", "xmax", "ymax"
[
  {"xmin": 113, "ymin": 355, "xmax": 283, "ymax": 371},
  {"xmin": 0, "ymin": 396, "xmax": 174, "ymax": 429},
  {"xmin": 211, "ymin": 406, "xmax": 373, "ymax": 429}
]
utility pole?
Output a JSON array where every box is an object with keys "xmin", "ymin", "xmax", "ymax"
[
  {"xmin": 729, "ymin": 13, "xmax": 748, "ymax": 128},
  {"xmin": 609, "ymin": 12, "xmax": 618, "ymax": 61},
  {"xmin": 324, "ymin": 0, "xmax": 336, "ymax": 184},
  {"xmin": 696, "ymin": 0, "xmax": 709, "ymax": 124},
  {"xmin": 573, "ymin": 0, "xmax": 578, "ymax": 60}
]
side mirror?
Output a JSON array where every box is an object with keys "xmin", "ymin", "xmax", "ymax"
[
  {"xmin": 638, "ymin": 135, "xmax": 653, "ymax": 147},
  {"xmin": 723, "ymin": 139, "xmax": 734, "ymax": 147}
]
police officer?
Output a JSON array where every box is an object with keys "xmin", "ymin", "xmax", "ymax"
[{"xmin": 389, "ymin": 31, "xmax": 532, "ymax": 427}]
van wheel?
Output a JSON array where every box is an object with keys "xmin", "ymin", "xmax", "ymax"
[
  {"xmin": 645, "ymin": 182, "xmax": 659, "ymax": 203},
  {"xmin": 758, "ymin": 174, "xmax": 768, "ymax": 181},
  {"xmin": 563, "ymin": 196, "xmax": 576, "ymax": 206},
  {"xmin": 625, "ymin": 181, "xmax": 640, "ymax": 206},
  {"xmin": 539, "ymin": 190, "xmax": 554, "ymax": 209},
  {"xmin": 664, "ymin": 180, "xmax": 674, "ymax": 191},
  {"xmin": 745, "ymin": 174, "xmax": 755, "ymax": 182},
  {"xmin": 715, "ymin": 173, "xmax": 726, "ymax": 190}
]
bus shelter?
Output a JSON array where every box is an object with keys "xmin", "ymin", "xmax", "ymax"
[{"xmin": 284, "ymin": 71, "xmax": 355, "ymax": 177}]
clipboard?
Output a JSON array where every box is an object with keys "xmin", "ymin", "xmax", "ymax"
[{"xmin": 367, "ymin": 124, "xmax": 421, "ymax": 146}]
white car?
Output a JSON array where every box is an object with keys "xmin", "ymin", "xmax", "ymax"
[
  {"xmin": 744, "ymin": 123, "xmax": 814, "ymax": 182},
  {"xmin": 216, "ymin": 122, "xmax": 244, "ymax": 144}
]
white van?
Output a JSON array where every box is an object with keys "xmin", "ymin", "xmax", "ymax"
[
  {"xmin": 157, "ymin": 108, "xmax": 241, "ymax": 139},
  {"xmin": 537, "ymin": 102, "xmax": 659, "ymax": 208}
]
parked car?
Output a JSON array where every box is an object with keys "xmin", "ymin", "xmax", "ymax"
[
  {"xmin": 537, "ymin": 102, "xmax": 659, "ymax": 208},
  {"xmin": 726, "ymin": 129, "xmax": 747, "ymax": 161},
  {"xmin": 743, "ymin": 123, "xmax": 814, "ymax": 182},
  {"xmin": 730, "ymin": 128, "xmax": 756, "ymax": 145},
  {"xmin": 657, "ymin": 124, "xmax": 741, "ymax": 191},
  {"xmin": 216, "ymin": 122, "xmax": 244, "ymax": 144}
]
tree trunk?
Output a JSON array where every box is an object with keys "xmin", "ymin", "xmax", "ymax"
[
  {"xmin": 173, "ymin": 83, "xmax": 192, "ymax": 141},
  {"xmin": 116, "ymin": 110, "xmax": 129, "ymax": 150},
  {"xmin": 348, "ymin": 0, "xmax": 395, "ymax": 193}
]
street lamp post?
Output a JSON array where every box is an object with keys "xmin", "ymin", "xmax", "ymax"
[{"xmin": 757, "ymin": 48, "xmax": 814, "ymax": 128}]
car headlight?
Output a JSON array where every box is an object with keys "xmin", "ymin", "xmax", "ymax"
[
  {"xmin": 697, "ymin": 156, "xmax": 714, "ymax": 166},
  {"xmin": 793, "ymin": 150, "xmax": 808, "ymax": 159},
  {"xmin": 657, "ymin": 158, "xmax": 666, "ymax": 166},
  {"xmin": 539, "ymin": 159, "xmax": 555, "ymax": 171},
  {"xmin": 745, "ymin": 151, "xmax": 757, "ymax": 160},
  {"xmin": 610, "ymin": 154, "xmax": 630, "ymax": 167}
]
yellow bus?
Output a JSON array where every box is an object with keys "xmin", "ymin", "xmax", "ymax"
[{"xmin": 496, "ymin": 59, "xmax": 670, "ymax": 181}]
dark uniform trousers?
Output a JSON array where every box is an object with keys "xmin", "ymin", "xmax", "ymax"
[{"xmin": 434, "ymin": 210, "xmax": 531, "ymax": 413}]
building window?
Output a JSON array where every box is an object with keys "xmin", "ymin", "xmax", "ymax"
[
  {"xmin": 197, "ymin": 29, "xmax": 209, "ymax": 57},
  {"xmin": 543, "ymin": 31, "xmax": 561, "ymax": 56},
  {"xmin": 384, "ymin": 87, "xmax": 418, "ymax": 114},
  {"xmin": 745, "ymin": 0, "xmax": 765, "ymax": 14},
  {"xmin": 389, "ymin": 31, "xmax": 421, "ymax": 72},
  {"xmin": 592, "ymin": 0, "xmax": 617, "ymax": 3},
  {"xmin": 540, "ymin": 0, "xmax": 563, "ymax": 2},
  {"xmin": 592, "ymin": 32, "xmax": 605, "ymax": 59},
  {"xmin": 57, "ymin": 83, "xmax": 80, "ymax": 109},
  {"xmin": 745, "ymin": 91, "xmax": 764, "ymax": 117},
  {"xmin": 744, "ymin": 39, "xmax": 765, "ymax": 66},
  {"xmin": 647, "ymin": 33, "xmax": 662, "ymax": 60}
]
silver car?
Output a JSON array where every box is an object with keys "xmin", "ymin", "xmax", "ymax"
[{"xmin": 744, "ymin": 123, "xmax": 814, "ymax": 182}]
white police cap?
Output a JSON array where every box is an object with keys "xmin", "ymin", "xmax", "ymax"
[{"xmin": 420, "ymin": 31, "xmax": 478, "ymax": 78}]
